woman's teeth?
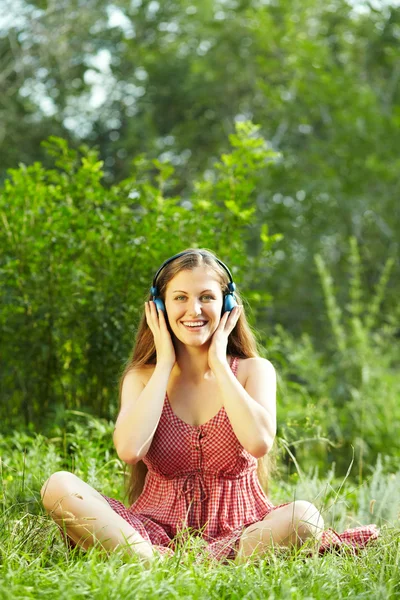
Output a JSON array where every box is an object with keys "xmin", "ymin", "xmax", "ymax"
[{"xmin": 182, "ymin": 321, "xmax": 207, "ymax": 327}]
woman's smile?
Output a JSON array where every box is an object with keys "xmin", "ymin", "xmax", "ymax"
[
  {"xmin": 181, "ymin": 320, "xmax": 208, "ymax": 331},
  {"xmin": 164, "ymin": 267, "xmax": 223, "ymax": 342}
]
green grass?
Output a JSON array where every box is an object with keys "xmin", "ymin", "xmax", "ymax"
[{"xmin": 1, "ymin": 418, "xmax": 399, "ymax": 599}]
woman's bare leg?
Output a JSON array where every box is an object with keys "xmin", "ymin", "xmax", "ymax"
[
  {"xmin": 41, "ymin": 471, "xmax": 154, "ymax": 564},
  {"xmin": 236, "ymin": 501, "xmax": 324, "ymax": 563}
]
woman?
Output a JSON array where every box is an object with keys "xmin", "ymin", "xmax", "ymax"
[{"xmin": 41, "ymin": 249, "xmax": 379, "ymax": 563}]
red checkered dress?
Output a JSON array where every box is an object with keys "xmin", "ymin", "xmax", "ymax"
[{"xmin": 102, "ymin": 357, "xmax": 379, "ymax": 561}]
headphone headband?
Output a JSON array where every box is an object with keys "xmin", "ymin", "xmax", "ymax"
[
  {"xmin": 150, "ymin": 250, "xmax": 237, "ymax": 314},
  {"xmin": 152, "ymin": 250, "xmax": 234, "ymax": 289}
]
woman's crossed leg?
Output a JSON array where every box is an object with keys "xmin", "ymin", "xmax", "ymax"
[
  {"xmin": 236, "ymin": 501, "xmax": 324, "ymax": 563},
  {"xmin": 41, "ymin": 471, "xmax": 154, "ymax": 564}
]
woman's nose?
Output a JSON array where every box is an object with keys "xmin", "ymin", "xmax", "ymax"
[{"xmin": 188, "ymin": 299, "xmax": 202, "ymax": 316}]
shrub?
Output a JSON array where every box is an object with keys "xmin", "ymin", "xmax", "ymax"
[{"xmin": 0, "ymin": 122, "xmax": 280, "ymax": 428}]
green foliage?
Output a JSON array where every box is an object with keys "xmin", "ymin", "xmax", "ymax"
[
  {"xmin": 315, "ymin": 238, "xmax": 396, "ymax": 359},
  {"xmin": 1, "ymin": 129, "xmax": 398, "ymax": 477},
  {"xmin": 0, "ymin": 427, "xmax": 399, "ymax": 598},
  {"xmin": 314, "ymin": 240, "xmax": 398, "ymax": 477},
  {"xmin": 265, "ymin": 239, "xmax": 399, "ymax": 477},
  {"xmin": 2, "ymin": 0, "xmax": 400, "ymax": 338},
  {"xmin": 0, "ymin": 4, "xmax": 399, "ymax": 586},
  {"xmin": 0, "ymin": 124, "xmax": 279, "ymax": 427}
]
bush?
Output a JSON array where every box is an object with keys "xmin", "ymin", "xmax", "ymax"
[
  {"xmin": 0, "ymin": 122, "xmax": 280, "ymax": 428},
  {"xmin": 264, "ymin": 238, "xmax": 399, "ymax": 476}
]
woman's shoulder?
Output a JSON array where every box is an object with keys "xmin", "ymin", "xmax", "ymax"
[
  {"xmin": 235, "ymin": 356, "xmax": 275, "ymax": 382},
  {"xmin": 129, "ymin": 357, "xmax": 275, "ymax": 384},
  {"xmin": 125, "ymin": 363, "xmax": 156, "ymax": 385}
]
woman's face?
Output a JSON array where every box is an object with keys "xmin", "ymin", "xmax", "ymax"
[{"xmin": 164, "ymin": 266, "xmax": 224, "ymax": 346}]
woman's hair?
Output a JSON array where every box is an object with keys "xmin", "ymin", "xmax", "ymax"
[{"xmin": 118, "ymin": 248, "xmax": 271, "ymax": 504}]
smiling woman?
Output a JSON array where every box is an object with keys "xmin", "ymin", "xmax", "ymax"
[
  {"xmin": 41, "ymin": 249, "xmax": 379, "ymax": 564},
  {"xmin": 165, "ymin": 269, "xmax": 225, "ymax": 342}
]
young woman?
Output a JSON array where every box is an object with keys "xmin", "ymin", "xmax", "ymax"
[{"xmin": 41, "ymin": 249, "xmax": 379, "ymax": 563}]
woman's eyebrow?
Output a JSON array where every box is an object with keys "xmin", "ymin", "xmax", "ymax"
[{"xmin": 172, "ymin": 289, "xmax": 216, "ymax": 294}]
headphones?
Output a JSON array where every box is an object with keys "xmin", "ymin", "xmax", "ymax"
[{"xmin": 150, "ymin": 251, "xmax": 238, "ymax": 315}]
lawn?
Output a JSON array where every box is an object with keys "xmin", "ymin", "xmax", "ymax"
[{"xmin": 1, "ymin": 416, "xmax": 399, "ymax": 599}]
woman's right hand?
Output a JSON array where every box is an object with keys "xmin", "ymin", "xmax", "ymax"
[{"xmin": 145, "ymin": 301, "xmax": 176, "ymax": 369}]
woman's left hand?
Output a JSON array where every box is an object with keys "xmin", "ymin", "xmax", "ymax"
[{"xmin": 208, "ymin": 305, "xmax": 242, "ymax": 372}]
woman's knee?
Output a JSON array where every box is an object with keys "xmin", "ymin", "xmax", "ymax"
[
  {"xmin": 290, "ymin": 500, "xmax": 324, "ymax": 541},
  {"xmin": 40, "ymin": 471, "xmax": 81, "ymax": 513}
]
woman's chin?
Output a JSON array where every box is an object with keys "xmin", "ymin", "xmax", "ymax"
[{"xmin": 174, "ymin": 336, "xmax": 211, "ymax": 348}]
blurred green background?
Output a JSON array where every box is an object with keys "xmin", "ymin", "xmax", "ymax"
[{"xmin": 0, "ymin": 0, "xmax": 399, "ymax": 480}]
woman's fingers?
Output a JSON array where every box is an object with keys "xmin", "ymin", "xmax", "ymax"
[
  {"xmin": 144, "ymin": 301, "xmax": 151, "ymax": 324},
  {"xmin": 145, "ymin": 301, "xmax": 158, "ymax": 332},
  {"xmin": 151, "ymin": 301, "xmax": 169, "ymax": 329},
  {"xmin": 223, "ymin": 305, "xmax": 242, "ymax": 332},
  {"xmin": 157, "ymin": 310, "xmax": 167, "ymax": 331},
  {"xmin": 214, "ymin": 307, "xmax": 237, "ymax": 335},
  {"xmin": 145, "ymin": 301, "xmax": 176, "ymax": 367},
  {"xmin": 146, "ymin": 300, "xmax": 158, "ymax": 318},
  {"xmin": 146, "ymin": 301, "xmax": 168, "ymax": 333},
  {"xmin": 157, "ymin": 306, "xmax": 168, "ymax": 327}
]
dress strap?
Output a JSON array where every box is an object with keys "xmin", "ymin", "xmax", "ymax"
[{"xmin": 230, "ymin": 356, "xmax": 239, "ymax": 376}]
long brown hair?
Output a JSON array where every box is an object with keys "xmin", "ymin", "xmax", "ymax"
[{"xmin": 118, "ymin": 248, "xmax": 271, "ymax": 504}]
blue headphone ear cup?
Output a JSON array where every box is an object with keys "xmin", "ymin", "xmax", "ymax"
[
  {"xmin": 223, "ymin": 293, "xmax": 237, "ymax": 313},
  {"xmin": 154, "ymin": 297, "xmax": 166, "ymax": 313}
]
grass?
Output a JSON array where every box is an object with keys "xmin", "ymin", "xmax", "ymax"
[{"xmin": 0, "ymin": 418, "xmax": 399, "ymax": 599}]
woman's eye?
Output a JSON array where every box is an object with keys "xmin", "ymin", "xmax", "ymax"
[{"xmin": 174, "ymin": 295, "xmax": 214, "ymax": 301}]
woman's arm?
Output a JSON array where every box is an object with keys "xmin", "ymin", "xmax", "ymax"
[
  {"xmin": 113, "ymin": 363, "xmax": 173, "ymax": 464},
  {"xmin": 114, "ymin": 302, "xmax": 176, "ymax": 464},
  {"xmin": 214, "ymin": 357, "xmax": 276, "ymax": 457}
]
